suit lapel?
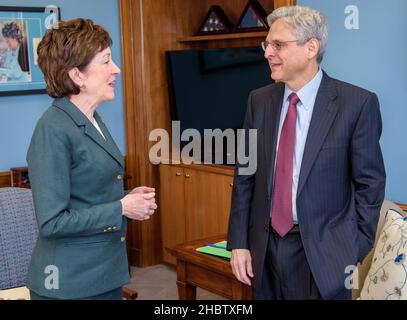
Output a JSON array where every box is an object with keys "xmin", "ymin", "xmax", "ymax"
[
  {"xmin": 265, "ymin": 82, "xmax": 285, "ymax": 198},
  {"xmin": 94, "ymin": 112, "xmax": 124, "ymax": 168},
  {"xmin": 297, "ymin": 72, "xmax": 338, "ymax": 197},
  {"xmin": 84, "ymin": 116, "xmax": 124, "ymax": 168},
  {"xmin": 52, "ymin": 98, "xmax": 124, "ymax": 168}
]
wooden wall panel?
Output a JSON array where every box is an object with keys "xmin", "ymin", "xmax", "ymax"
[
  {"xmin": 274, "ymin": 0, "xmax": 297, "ymax": 8},
  {"xmin": 120, "ymin": 0, "xmax": 186, "ymax": 266},
  {"xmin": 120, "ymin": 0, "xmax": 140, "ymax": 266}
]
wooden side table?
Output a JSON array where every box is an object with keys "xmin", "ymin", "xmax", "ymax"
[{"xmin": 167, "ymin": 235, "xmax": 252, "ymax": 300}]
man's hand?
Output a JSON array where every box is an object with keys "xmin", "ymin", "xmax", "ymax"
[{"xmin": 230, "ymin": 249, "xmax": 254, "ymax": 286}]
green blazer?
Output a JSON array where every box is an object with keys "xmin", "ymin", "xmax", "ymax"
[{"xmin": 26, "ymin": 97, "xmax": 130, "ymax": 299}]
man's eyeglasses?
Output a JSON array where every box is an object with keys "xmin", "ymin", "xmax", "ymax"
[{"xmin": 261, "ymin": 40, "xmax": 300, "ymax": 52}]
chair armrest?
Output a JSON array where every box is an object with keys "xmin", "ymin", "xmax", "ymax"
[{"xmin": 0, "ymin": 286, "xmax": 31, "ymax": 300}]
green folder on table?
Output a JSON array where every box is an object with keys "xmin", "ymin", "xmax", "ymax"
[{"xmin": 196, "ymin": 240, "xmax": 231, "ymax": 260}]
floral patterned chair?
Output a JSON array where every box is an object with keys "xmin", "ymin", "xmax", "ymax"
[{"xmin": 353, "ymin": 200, "xmax": 406, "ymax": 299}]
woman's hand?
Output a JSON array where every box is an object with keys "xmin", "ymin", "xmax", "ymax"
[
  {"xmin": 120, "ymin": 186, "xmax": 157, "ymax": 221},
  {"xmin": 129, "ymin": 186, "xmax": 155, "ymax": 195}
]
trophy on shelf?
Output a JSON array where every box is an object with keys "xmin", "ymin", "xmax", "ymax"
[
  {"xmin": 195, "ymin": 5, "xmax": 233, "ymax": 36},
  {"xmin": 235, "ymin": 0, "xmax": 270, "ymax": 32}
]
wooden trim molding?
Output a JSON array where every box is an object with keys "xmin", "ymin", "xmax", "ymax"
[
  {"xmin": 119, "ymin": 0, "xmax": 162, "ymax": 267},
  {"xmin": 274, "ymin": 0, "xmax": 296, "ymax": 7},
  {"xmin": 0, "ymin": 171, "xmax": 11, "ymax": 188},
  {"xmin": 161, "ymin": 163, "xmax": 234, "ymax": 176}
]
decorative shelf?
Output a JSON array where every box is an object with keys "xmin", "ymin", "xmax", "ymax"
[{"xmin": 177, "ymin": 31, "xmax": 268, "ymax": 42}]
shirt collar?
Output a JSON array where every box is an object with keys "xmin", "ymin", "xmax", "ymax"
[{"xmin": 283, "ymin": 68, "xmax": 323, "ymax": 110}]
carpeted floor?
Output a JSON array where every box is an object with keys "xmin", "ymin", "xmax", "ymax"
[{"xmin": 125, "ymin": 264, "xmax": 225, "ymax": 300}]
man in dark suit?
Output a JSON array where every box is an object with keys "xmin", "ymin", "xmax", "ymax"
[{"xmin": 227, "ymin": 5, "xmax": 386, "ymax": 300}]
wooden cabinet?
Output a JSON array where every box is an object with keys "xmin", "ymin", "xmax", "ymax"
[
  {"xmin": 160, "ymin": 165, "xmax": 186, "ymax": 264},
  {"xmin": 184, "ymin": 168, "xmax": 234, "ymax": 241},
  {"xmin": 159, "ymin": 164, "xmax": 234, "ymax": 265},
  {"xmin": 10, "ymin": 167, "xmax": 30, "ymax": 189}
]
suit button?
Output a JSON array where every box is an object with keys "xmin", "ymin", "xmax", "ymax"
[
  {"xmin": 121, "ymin": 237, "xmax": 126, "ymax": 242},
  {"xmin": 264, "ymin": 226, "xmax": 269, "ymax": 232},
  {"xmin": 117, "ymin": 175, "xmax": 123, "ymax": 180}
]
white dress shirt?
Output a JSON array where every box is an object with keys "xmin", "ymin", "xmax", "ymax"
[
  {"xmin": 274, "ymin": 68, "xmax": 323, "ymax": 224},
  {"xmin": 93, "ymin": 118, "xmax": 106, "ymax": 140}
]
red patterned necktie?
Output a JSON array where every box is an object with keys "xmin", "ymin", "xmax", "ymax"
[{"xmin": 271, "ymin": 92, "xmax": 299, "ymax": 237}]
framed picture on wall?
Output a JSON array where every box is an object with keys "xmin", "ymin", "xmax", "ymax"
[{"xmin": 0, "ymin": 6, "xmax": 60, "ymax": 96}]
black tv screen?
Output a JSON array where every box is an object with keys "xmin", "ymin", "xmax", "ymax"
[{"xmin": 166, "ymin": 45, "xmax": 273, "ymax": 135}]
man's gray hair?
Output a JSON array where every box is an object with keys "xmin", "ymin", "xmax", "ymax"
[{"xmin": 267, "ymin": 6, "xmax": 328, "ymax": 64}]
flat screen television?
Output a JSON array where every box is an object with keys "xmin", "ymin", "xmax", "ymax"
[{"xmin": 166, "ymin": 45, "xmax": 273, "ymax": 164}]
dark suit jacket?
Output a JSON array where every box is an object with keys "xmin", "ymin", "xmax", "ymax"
[
  {"xmin": 227, "ymin": 71, "xmax": 386, "ymax": 299},
  {"xmin": 26, "ymin": 97, "xmax": 130, "ymax": 299}
]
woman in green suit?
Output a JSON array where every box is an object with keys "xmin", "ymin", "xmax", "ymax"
[{"xmin": 26, "ymin": 18, "xmax": 157, "ymax": 300}]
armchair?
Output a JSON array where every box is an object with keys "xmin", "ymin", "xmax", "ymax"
[
  {"xmin": 353, "ymin": 200, "xmax": 406, "ymax": 299},
  {"xmin": 0, "ymin": 187, "xmax": 137, "ymax": 300},
  {"xmin": 0, "ymin": 187, "xmax": 36, "ymax": 300}
]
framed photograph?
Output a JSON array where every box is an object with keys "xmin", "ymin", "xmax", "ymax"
[{"xmin": 0, "ymin": 6, "xmax": 60, "ymax": 96}]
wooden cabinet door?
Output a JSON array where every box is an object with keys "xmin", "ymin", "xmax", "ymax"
[
  {"xmin": 184, "ymin": 168, "xmax": 234, "ymax": 241},
  {"xmin": 159, "ymin": 165, "xmax": 186, "ymax": 264}
]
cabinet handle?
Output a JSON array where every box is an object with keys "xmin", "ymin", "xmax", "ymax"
[
  {"xmin": 185, "ymin": 173, "xmax": 191, "ymax": 178},
  {"xmin": 229, "ymin": 183, "xmax": 234, "ymax": 187},
  {"xmin": 175, "ymin": 172, "xmax": 182, "ymax": 176}
]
